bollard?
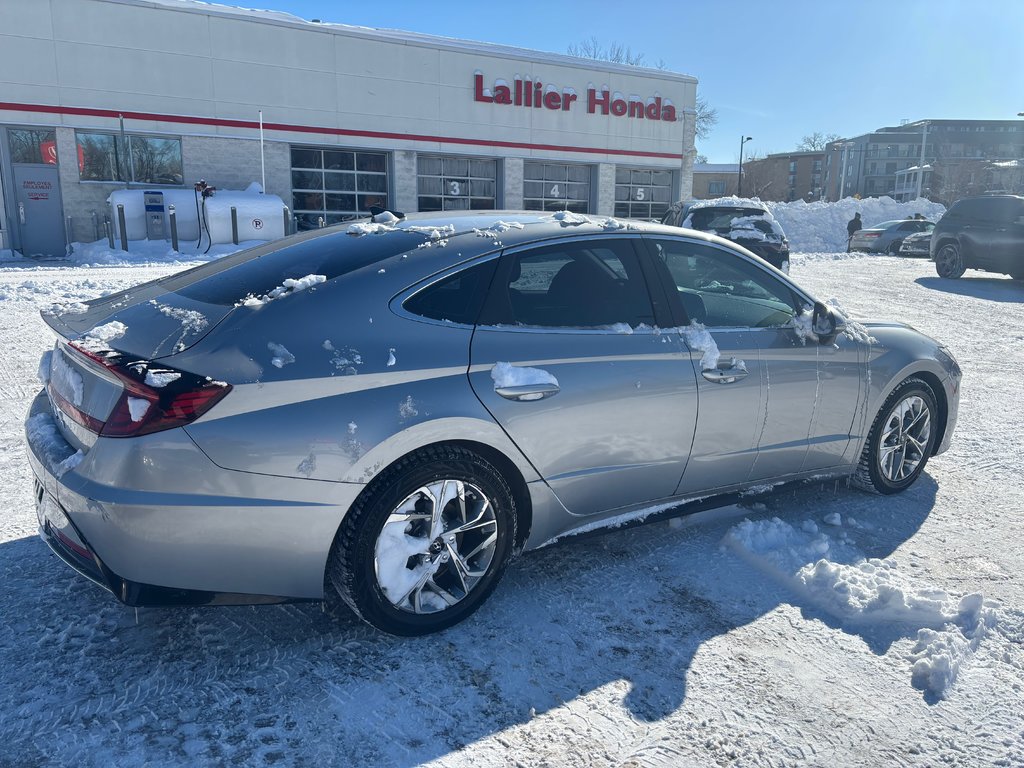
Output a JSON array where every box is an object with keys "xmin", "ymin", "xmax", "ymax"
[
  {"xmin": 116, "ymin": 204, "xmax": 128, "ymax": 252},
  {"xmin": 91, "ymin": 211, "xmax": 99, "ymax": 241},
  {"xmin": 230, "ymin": 206, "xmax": 239, "ymax": 245},
  {"xmin": 105, "ymin": 219, "xmax": 115, "ymax": 249},
  {"xmin": 169, "ymin": 204, "xmax": 179, "ymax": 252},
  {"xmin": 282, "ymin": 206, "xmax": 290, "ymax": 237}
]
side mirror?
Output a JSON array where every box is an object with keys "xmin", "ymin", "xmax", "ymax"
[{"xmin": 812, "ymin": 302, "xmax": 845, "ymax": 344}]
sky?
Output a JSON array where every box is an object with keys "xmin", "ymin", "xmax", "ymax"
[{"xmin": 218, "ymin": 0, "xmax": 1022, "ymax": 162}]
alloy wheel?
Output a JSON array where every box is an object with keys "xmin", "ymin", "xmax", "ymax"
[
  {"xmin": 877, "ymin": 395, "xmax": 932, "ymax": 483},
  {"xmin": 373, "ymin": 479, "xmax": 498, "ymax": 614}
]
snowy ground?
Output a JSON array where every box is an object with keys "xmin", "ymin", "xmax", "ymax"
[{"xmin": 0, "ymin": 250, "xmax": 1022, "ymax": 767}]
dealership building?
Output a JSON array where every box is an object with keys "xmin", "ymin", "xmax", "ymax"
[{"xmin": 0, "ymin": 0, "xmax": 698, "ymax": 257}]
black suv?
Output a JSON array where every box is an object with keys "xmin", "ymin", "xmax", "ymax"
[
  {"xmin": 662, "ymin": 201, "xmax": 791, "ymax": 273},
  {"xmin": 931, "ymin": 195, "xmax": 1024, "ymax": 280}
]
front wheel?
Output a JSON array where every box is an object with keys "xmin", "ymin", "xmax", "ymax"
[
  {"xmin": 935, "ymin": 243, "xmax": 966, "ymax": 278},
  {"xmin": 327, "ymin": 445, "xmax": 516, "ymax": 635},
  {"xmin": 854, "ymin": 378, "xmax": 938, "ymax": 494}
]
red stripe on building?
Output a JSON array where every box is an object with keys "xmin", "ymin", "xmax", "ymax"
[{"xmin": 0, "ymin": 101, "xmax": 684, "ymax": 161}]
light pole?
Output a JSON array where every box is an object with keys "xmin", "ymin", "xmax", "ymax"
[
  {"xmin": 915, "ymin": 121, "xmax": 929, "ymax": 201},
  {"xmin": 738, "ymin": 136, "xmax": 753, "ymax": 197}
]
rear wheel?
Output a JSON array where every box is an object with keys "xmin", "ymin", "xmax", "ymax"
[
  {"xmin": 935, "ymin": 243, "xmax": 966, "ymax": 278},
  {"xmin": 888, "ymin": 240, "xmax": 903, "ymax": 255},
  {"xmin": 854, "ymin": 378, "xmax": 938, "ymax": 494},
  {"xmin": 327, "ymin": 445, "xmax": 516, "ymax": 636}
]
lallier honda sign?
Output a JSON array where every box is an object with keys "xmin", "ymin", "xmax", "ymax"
[{"xmin": 473, "ymin": 73, "xmax": 678, "ymax": 122}]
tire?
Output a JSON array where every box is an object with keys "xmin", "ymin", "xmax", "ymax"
[
  {"xmin": 853, "ymin": 378, "xmax": 938, "ymax": 495},
  {"xmin": 934, "ymin": 243, "xmax": 966, "ymax": 278},
  {"xmin": 327, "ymin": 445, "xmax": 516, "ymax": 636},
  {"xmin": 888, "ymin": 240, "xmax": 903, "ymax": 256}
]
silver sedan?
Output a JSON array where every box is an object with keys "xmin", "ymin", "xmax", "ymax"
[{"xmin": 26, "ymin": 211, "xmax": 961, "ymax": 635}]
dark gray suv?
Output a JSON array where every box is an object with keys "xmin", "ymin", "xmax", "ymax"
[{"xmin": 931, "ymin": 195, "xmax": 1024, "ymax": 279}]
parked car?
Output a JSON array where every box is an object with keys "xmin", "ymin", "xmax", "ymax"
[
  {"xmin": 898, "ymin": 230, "xmax": 933, "ymax": 258},
  {"xmin": 848, "ymin": 219, "xmax": 935, "ymax": 254},
  {"xmin": 26, "ymin": 211, "xmax": 961, "ymax": 635},
  {"xmin": 662, "ymin": 200, "xmax": 791, "ymax": 272},
  {"xmin": 930, "ymin": 195, "xmax": 1024, "ymax": 279}
]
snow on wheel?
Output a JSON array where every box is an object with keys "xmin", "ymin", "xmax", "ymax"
[
  {"xmin": 854, "ymin": 378, "xmax": 938, "ymax": 495},
  {"xmin": 327, "ymin": 445, "xmax": 516, "ymax": 635}
]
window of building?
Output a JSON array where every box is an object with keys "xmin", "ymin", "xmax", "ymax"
[
  {"xmin": 9, "ymin": 129, "xmax": 58, "ymax": 164},
  {"xmin": 707, "ymin": 180, "xmax": 726, "ymax": 196},
  {"xmin": 788, "ymin": 161, "xmax": 797, "ymax": 172},
  {"xmin": 417, "ymin": 155, "xmax": 498, "ymax": 212},
  {"xmin": 813, "ymin": 160, "xmax": 822, "ymax": 172},
  {"xmin": 523, "ymin": 162, "xmax": 591, "ymax": 213},
  {"xmin": 291, "ymin": 146, "xmax": 388, "ymax": 230},
  {"xmin": 613, "ymin": 167, "xmax": 673, "ymax": 219},
  {"xmin": 886, "ymin": 162, "xmax": 897, "ymax": 174},
  {"xmin": 75, "ymin": 131, "xmax": 183, "ymax": 184}
]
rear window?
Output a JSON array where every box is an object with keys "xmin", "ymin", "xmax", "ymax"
[{"xmin": 158, "ymin": 229, "xmax": 425, "ymax": 306}]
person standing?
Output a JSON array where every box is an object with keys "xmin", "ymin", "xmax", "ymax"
[{"xmin": 847, "ymin": 212, "xmax": 862, "ymax": 248}]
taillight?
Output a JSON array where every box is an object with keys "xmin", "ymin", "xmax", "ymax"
[
  {"xmin": 59, "ymin": 342, "xmax": 230, "ymax": 438},
  {"xmin": 862, "ymin": 232, "xmax": 881, "ymax": 238}
]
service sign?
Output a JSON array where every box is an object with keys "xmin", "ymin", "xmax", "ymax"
[{"xmin": 473, "ymin": 73, "xmax": 677, "ymax": 122}]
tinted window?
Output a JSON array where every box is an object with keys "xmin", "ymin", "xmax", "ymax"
[
  {"xmin": 165, "ymin": 230, "xmax": 425, "ymax": 306},
  {"xmin": 403, "ymin": 259, "xmax": 497, "ymax": 325},
  {"xmin": 651, "ymin": 239, "xmax": 800, "ymax": 328},
  {"xmin": 485, "ymin": 240, "xmax": 655, "ymax": 328}
]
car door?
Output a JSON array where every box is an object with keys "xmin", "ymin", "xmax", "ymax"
[
  {"xmin": 646, "ymin": 236, "xmax": 863, "ymax": 491},
  {"xmin": 468, "ymin": 236, "xmax": 698, "ymax": 516}
]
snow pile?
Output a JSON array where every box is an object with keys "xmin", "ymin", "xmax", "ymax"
[
  {"xmin": 407, "ymin": 224, "xmax": 456, "ymax": 248},
  {"xmin": 50, "ymin": 353, "xmax": 83, "ymax": 406},
  {"xmin": 681, "ymin": 321, "xmax": 720, "ymax": 370},
  {"xmin": 64, "ymin": 237, "xmax": 252, "ymax": 267},
  {"xmin": 347, "ymin": 211, "xmax": 400, "ymax": 236},
  {"xmin": 491, "ymin": 362, "xmax": 559, "ymax": 392},
  {"xmin": 144, "ymin": 369, "xmax": 180, "ymax": 388},
  {"xmin": 25, "ymin": 413, "xmax": 80, "ymax": 476},
  {"xmin": 547, "ymin": 211, "xmax": 590, "ymax": 226},
  {"xmin": 237, "ymin": 274, "xmax": 326, "ymax": 307},
  {"xmin": 724, "ymin": 516, "xmax": 999, "ymax": 700},
  {"xmin": 765, "ymin": 197, "xmax": 946, "ymax": 253},
  {"xmin": 267, "ymin": 342, "xmax": 295, "ymax": 368},
  {"xmin": 76, "ymin": 321, "xmax": 127, "ymax": 353},
  {"xmin": 36, "ymin": 350, "xmax": 53, "ymax": 385}
]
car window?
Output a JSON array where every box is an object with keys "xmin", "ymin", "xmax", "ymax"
[
  {"xmin": 484, "ymin": 239, "xmax": 655, "ymax": 328},
  {"xmin": 650, "ymin": 238, "xmax": 801, "ymax": 328},
  {"xmin": 167, "ymin": 229, "xmax": 425, "ymax": 306},
  {"xmin": 403, "ymin": 259, "xmax": 498, "ymax": 325},
  {"xmin": 923, "ymin": 222, "xmax": 935, "ymax": 231}
]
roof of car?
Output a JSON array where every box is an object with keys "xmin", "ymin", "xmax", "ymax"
[{"xmin": 323, "ymin": 209, "xmax": 740, "ymax": 256}]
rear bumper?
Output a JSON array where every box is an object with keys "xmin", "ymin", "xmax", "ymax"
[{"xmin": 24, "ymin": 390, "xmax": 364, "ymax": 604}]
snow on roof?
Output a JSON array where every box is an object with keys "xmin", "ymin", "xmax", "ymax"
[
  {"xmin": 693, "ymin": 164, "xmax": 740, "ymax": 173},
  {"xmin": 991, "ymin": 159, "xmax": 1022, "ymax": 168},
  {"xmin": 117, "ymin": 0, "xmax": 698, "ymax": 83},
  {"xmin": 687, "ymin": 196, "xmax": 767, "ymax": 210}
]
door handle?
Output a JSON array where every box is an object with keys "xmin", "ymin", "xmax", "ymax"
[
  {"xmin": 701, "ymin": 363, "xmax": 749, "ymax": 385},
  {"xmin": 495, "ymin": 384, "xmax": 560, "ymax": 401},
  {"xmin": 18, "ymin": 203, "xmax": 26, "ymax": 225}
]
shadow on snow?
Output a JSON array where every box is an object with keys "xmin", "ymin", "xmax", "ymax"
[{"xmin": 0, "ymin": 477, "xmax": 936, "ymax": 766}]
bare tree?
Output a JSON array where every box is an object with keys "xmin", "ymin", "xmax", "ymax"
[
  {"xmin": 693, "ymin": 153, "xmax": 709, "ymax": 164},
  {"xmin": 796, "ymin": 132, "xmax": 842, "ymax": 151},
  {"xmin": 566, "ymin": 38, "xmax": 718, "ymax": 140}
]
